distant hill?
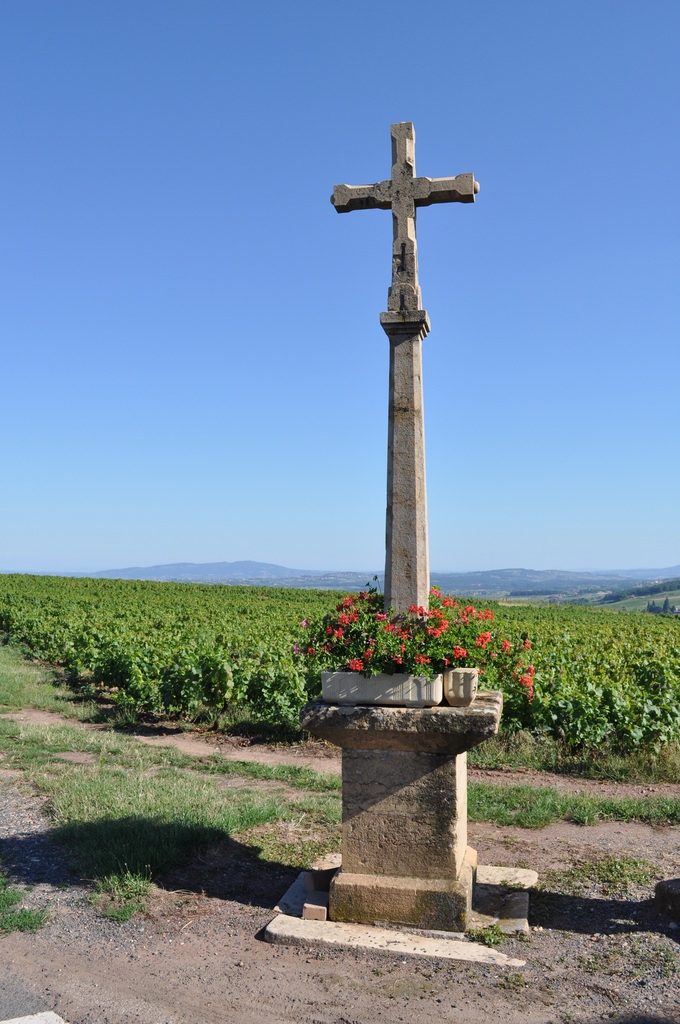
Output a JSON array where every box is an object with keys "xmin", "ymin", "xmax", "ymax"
[
  {"xmin": 599, "ymin": 565, "xmax": 680, "ymax": 581},
  {"xmin": 429, "ymin": 568, "xmax": 644, "ymax": 597},
  {"xmin": 39, "ymin": 560, "xmax": 680, "ymax": 597},
  {"xmin": 90, "ymin": 560, "xmax": 327, "ymax": 582}
]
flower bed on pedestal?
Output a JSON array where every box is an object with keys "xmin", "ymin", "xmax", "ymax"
[
  {"xmin": 297, "ymin": 587, "xmax": 533, "ymax": 932},
  {"xmin": 298, "ymin": 584, "xmax": 535, "ymax": 709}
]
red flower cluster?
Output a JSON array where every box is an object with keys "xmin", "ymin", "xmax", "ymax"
[
  {"xmin": 299, "ymin": 585, "xmax": 533, "ymax": 704},
  {"xmin": 517, "ymin": 665, "xmax": 535, "ymax": 701}
]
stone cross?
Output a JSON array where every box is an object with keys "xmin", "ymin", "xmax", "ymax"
[{"xmin": 331, "ymin": 123, "xmax": 479, "ymax": 614}]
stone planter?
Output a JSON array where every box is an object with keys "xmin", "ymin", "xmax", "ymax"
[
  {"xmin": 321, "ymin": 670, "xmax": 442, "ymax": 708},
  {"xmin": 443, "ymin": 667, "xmax": 479, "ymax": 707}
]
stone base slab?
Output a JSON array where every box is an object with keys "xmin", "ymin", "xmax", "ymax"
[
  {"xmin": 264, "ymin": 914, "xmax": 525, "ymax": 966},
  {"xmin": 1, "ymin": 1016, "xmax": 70, "ymax": 1024},
  {"xmin": 321, "ymin": 671, "xmax": 442, "ymax": 707},
  {"xmin": 329, "ymin": 846, "xmax": 477, "ymax": 932},
  {"xmin": 270, "ymin": 856, "xmax": 532, "ymax": 942}
]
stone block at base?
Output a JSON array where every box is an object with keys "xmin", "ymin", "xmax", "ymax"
[
  {"xmin": 302, "ymin": 892, "xmax": 329, "ymax": 921},
  {"xmin": 329, "ymin": 847, "xmax": 477, "ymax": 932},
  {"xmin": 341, "ymin": 749, "xmax": 468, "ymax": 878}
]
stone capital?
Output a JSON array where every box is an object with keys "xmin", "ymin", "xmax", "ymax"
[
  {"xmin": 299, "ymin": 692, "xmax": 503, "ymax": 754},
  {"xmin": 380, "ymin": 309, "xmax": 431, "ymax": 342}
]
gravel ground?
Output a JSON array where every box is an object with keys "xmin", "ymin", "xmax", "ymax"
[{"xmin": 2, "ymin": 766, "xmax": 680, "ymax": 1024}]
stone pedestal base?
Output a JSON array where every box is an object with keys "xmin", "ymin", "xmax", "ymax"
[
  {"xmin": 299, "ymin": 695, "xmax": 502, "ymax": 933},
  {"xmin": 330, "ymin": 846, "xmax": 477, "ymax": 931}
]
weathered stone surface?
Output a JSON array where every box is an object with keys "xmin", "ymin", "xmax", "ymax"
[
  {"xmin": 476, "ymin": 866, "xmax": 538, "ymax": 889},
  {"xmin": 302, "ymin": 892, "xmax": 329, "ymax": 921},
  {"xmin": 382, "ymin": 311, "xmax": 430, "ymax": 614},
  {"xmin": 469, "ymin": 887, "xmax": 530, "ymax": 935},
  {"xmin": 264, "ymin": 913, "xmax": 525, "ymax": 966},
  {"xmin": 330, "ymin": 123, "xmax": 478, "ymax": 614},
  {"xmin": 321, "ymin": 670, "xmax": 442, "ymax": 707},
  {"xmin": 331, "ymin": 122, "xmax": 478, "ymax": 316},
  {"xmin": 341, "ymin": 750, "xmax": 468, "ymax": 878},
  {"xmin": 300, "ymin": 692, "xmax": 502, "ymax": 753},
  {"xmin": 655, "ymin": 878, "xmax": 680, "ymax": 921},
  {"xmin": 2, "ymin": 1016, "xmax": 70, "ymax": 1024},
  {"xmin": 444, "ymin": 667, "xmax": 478, "ymax": 707},
  {"xmin": 274, "ymin": 871, "xmax": 309, "ymax": 917},
  {"xmin": 329, "ymin": 847, "xmax": 477, "ymax": 932}
]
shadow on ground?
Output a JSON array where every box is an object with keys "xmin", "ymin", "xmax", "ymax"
[
  {"xmin": 608, "ymin": 1017, "xmax": 680, "ymax": 1023},
  {"xmin": 530, "ymin": 888, "xmax": 678, "ymax": 944},
  {"xmin": 1, "ymin": 819, "xmax": 298, "ymax": 910},
  {"xmin": 2, "ymin": 818, "xmax": 677, "ymax": 937}
]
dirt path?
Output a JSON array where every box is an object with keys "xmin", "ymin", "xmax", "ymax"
[
  {"xmin": 1, "ymin": 771, "xmax": 680, "ymax": 1024},
  {"xmin": 5, "ymin": 708, "xmax": 680, "ymax": 801},
  {"xmin": 2, "ymin": 708, "xmax": 680, "ymax": 1023},
  {"xmin": 1, "ymin": 708, "xmax": 343, "ymax": 772}
]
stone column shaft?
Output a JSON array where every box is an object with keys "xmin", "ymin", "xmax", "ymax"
[{"xmin": 381, "ymin": 309, "xmax": 431, "ymax": 614}]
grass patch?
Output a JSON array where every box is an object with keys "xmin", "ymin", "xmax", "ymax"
[
  {"xmin": 0, "ymin": 718, "xmax": 341, "ymax": 919},
  {"xmin": 468, "ymin": 782, "xmax": 680, "ymax": 828},
  {"xmin": 242, "ymin": 810, "xmax": 341, "ymax": 870},
  {"xmin": 198, "ymin": 756, "xmax": 340, "ymax": 792},
  {"xmin": 543, "ymin": 856, "xmax": 658, "ymax": 897},
  {"xmin": 628, "ymin": 938, "xmax": 679, "ymax": 978},
  {"xmin": 468, "ymin": 730, "xmax": 680, "ymax": 784},
  {"xmin": 0, "ymin": 717, "xmax": 190, "ymax": 772},
  {"xmin": 497, "ymin": 971, "xmax": 527, "ymax": 990},
  {"xmin": 0, "ymin": 643, "xmax": 92, "ymax": 718},
  {"xmin": 0, "ymin": 867, "xmax": 48, "ymax": 934},
  {"xmin": 93, "ymin": 868, "xmax": 153, "ymax": 922},
  {"xmin": 44, "ymin": 766, "xmax": 324, "ymax": 876},
  {"xmin": 468, "ymin": 923, "xmax": 505, "ymax": 947},
  {"xmin": 0, "ymin": 717, "xmax": 339, "ymax": 791},
  {"xmin": 578, "ymin": 937, "xmax": 678, "ymax": 978}
]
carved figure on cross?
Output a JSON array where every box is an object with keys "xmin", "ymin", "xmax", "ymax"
[{"xmin": 331, "ymin": 122, "xmax": 479, "ymax": 311}]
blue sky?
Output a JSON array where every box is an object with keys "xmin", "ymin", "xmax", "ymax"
[{"xmin": 1, "ymin": 0, "xmax": 678, "ymax": 574}]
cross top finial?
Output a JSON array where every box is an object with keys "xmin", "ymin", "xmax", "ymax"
[{"xmin": 331, "ymin": 122, "xmax": 479, "ymax": 312}]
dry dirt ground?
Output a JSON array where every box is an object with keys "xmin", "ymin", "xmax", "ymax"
[{"xmin": 2, "ymin": 710, "xmax": 680, "ymax": 1024}]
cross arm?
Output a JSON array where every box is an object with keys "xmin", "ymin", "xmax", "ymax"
[
  {"xmin": 331, "ymin": 179, "xmax": 393, "ymax": 213},
  {"xmin": 412, "ymin": 173, "xmax": 480, "ymax": 207}
]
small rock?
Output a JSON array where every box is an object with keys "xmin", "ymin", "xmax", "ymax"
[{"xmin": 655, "ymin": 878, "xmax": 680, "ymax": 923}]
